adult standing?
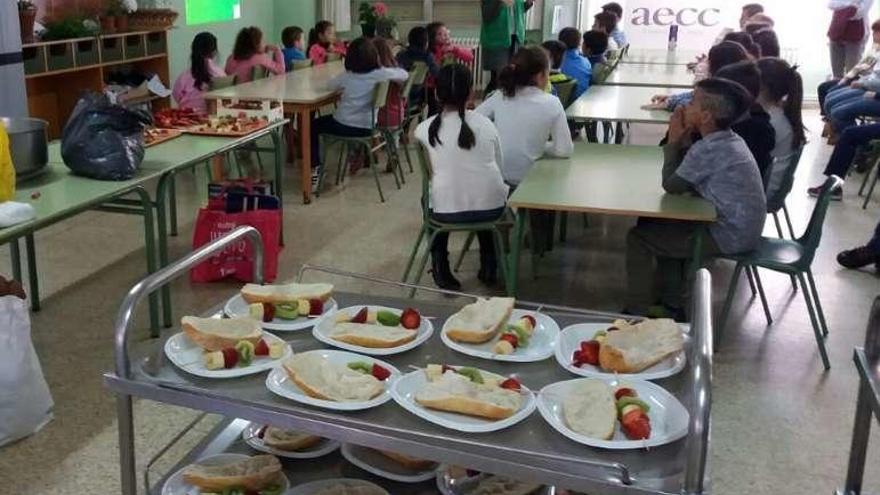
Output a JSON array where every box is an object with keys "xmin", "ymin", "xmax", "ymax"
[
  {"xmin": 481, "ymin": 0, "xmax": 534, "ymax": 94},
  {"xmin": 828, "ymin": 0, "xmax": 875, "ymax": 78}
]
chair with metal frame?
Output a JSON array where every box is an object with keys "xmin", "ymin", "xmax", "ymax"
[
  {"xmin": 716, "ymin": 175, "xmax": 843, "ymax": 370},
  {"xmin": 251, "ymin": 65, "xmax": 269, "ymax": 81},
  {"xmin": 289, "ymin": 59, "xmax": 313, "ymax": 71},
  {"xmin": 764, "ymin": 147, "xmax": 804, "ymax": 239},
  {"xmin": 379, "ymin": 62, "xmax": 430, "ymax": 179},
  {"xmin": 317, "ymin": 80, "xmax": 404, "ymax": 202}
]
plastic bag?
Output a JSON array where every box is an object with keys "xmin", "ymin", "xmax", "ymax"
[
  {"xmin": 61, "ymin": 92, "xmax": 152, "ymax": 181},
  {"xmin": 0, "ymin": 293, "xmax": 54, "ymax": 447},
  {"xmin": 0, "ymin": 121, "xmax": 15, "ymax": 201}
]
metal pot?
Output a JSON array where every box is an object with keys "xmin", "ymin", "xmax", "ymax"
[{"xmin": 1, "ymin": 117, "xmax": 49, "ymax": 182}]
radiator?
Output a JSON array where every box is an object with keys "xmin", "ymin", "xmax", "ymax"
[{"xmin": 451, "ymin": 36, "xmax": 488, "ymax": 91}]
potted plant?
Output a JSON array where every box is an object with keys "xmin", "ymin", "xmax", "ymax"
[
  {"xmin": 358, "ymin": 1, "xmax": 392, "ymax": 38},
  {"xmin": 17, "ymin": 0, "xmax": 38, "ymax": 44}
]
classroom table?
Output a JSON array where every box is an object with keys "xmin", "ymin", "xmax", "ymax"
[
  {"xmin": 621, "ymin": 48, "xmax": 702, "ymax": 66},
  {"xmin": 4, "ymin": 122, "xmax": 285, "ymax": 333},
  {"xmin": 566, "ymin": 85, "xmax": 675, "ymax": 125},
  {"xmin": 599, "ymin": 62, "xmax": 695, "ymax": 89},
  {"xmin": 205, "ymin": 62, "xmax": 345, "ymax": 204},
  {"xmin": 505, "ymin": 143, "xmax": 716, "ymax": 296}
]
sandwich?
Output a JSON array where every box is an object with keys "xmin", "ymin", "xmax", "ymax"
[
  {"xmin": 260, "ymin": 426, "xmax": 323, "ymax": 451},
  {"xmin": 415, "ymin": 364, "xmax": 523, "ymax": 420},
  {"xmin": 330, "ymin": 307, "xmax": 422, "ymax": 348},
  {"xmin": 598, "ymin": 318, "xmax": 684, "ymax": 373},
  {"xmin": 444, "ymin": 297, "xmax": 515, "ymax": 344},
  {"xmin": 182, "ymin": 454, "xmax": 283, "ymax": 492},
  {"xmin": 182, "ymin": 316, "xmax": 262, "ymax": 352},
  {"xmin": 562, "ymin": 379, "xmax": 617, "ymax": 440},
  {"xmin": 468, "ymin": 476, "xmax": 543, "ymax": 495},
  {"xmin": 282, "ymin": 351, "xmax": 385, "ymax": 402},
  {"xmin": 375, "ymin": 449, "xmax": 437, "ymax": 471},
  {"xmin": 310, "ymin": 482, "xmax": 388, "ymax": 495},
  {"xmin": 240, "ymin": 282, "xmax": 333, "ymax": 304}
]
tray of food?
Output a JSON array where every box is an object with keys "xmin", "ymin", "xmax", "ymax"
[
  {"xmin": 225, "ymin": 282, "xmax": 338, "ymax": 332},
  {"xmin": 313, "ymin": 304, "xmax": 431, "ymax": 355},
  {"xmin": 143, "ymin": 128, "xmax": 183, "ymax": 148},
  {"xmin": 241, "ymin": 422, "xmax": 341, "ymax": 460},
  {"xmin": 153, "ymin": 108, "xmax": 209, "ymax": 130},
  {"xmin": 187, "ymin": 115, "xmax": 271, "ymax": 137},
  {"xmin": 162, "ymin": 453, "xmax": 288, "ymax": 495}
]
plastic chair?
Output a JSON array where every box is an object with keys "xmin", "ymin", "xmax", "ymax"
[
  {"xmin": 401, "ymin": 142, "xmax": 512, "ymax": 295},
  {"xmin": 764, "ymin": 147, "xmax": 804, "ymax": 239},
  {"xmin": 552, "ymin": 79, "xmax": 577, "ymax": 109},
  {"xmin": 858, "ymin": 140, "xmax": 880, "ymax": 209},
  {"xmin": 209, "ymin": 75, "xmax": 237, "ymax": 90},
  {"xmin": 380, "ymin": 62, "xmax": 430, "ymax": 178},
  {"xmin": 251, "ymin": 65, "xmax": 269, "ymax": 81},
  {"xmin": 289, "ymin": 59, "xmax": 313, "ymax": 71},
  {"xmin": 318, "ymin": 80, "xmax": 403, "ymax": 202},
  {"xmin": 716, "ymin": 176, "xmax": 844, "ymax": 370},
  {"xmin": 327, "ymin": 53, "xmax": 343, "ymax": 62}
]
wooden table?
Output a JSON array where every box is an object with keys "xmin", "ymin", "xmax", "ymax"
[
  {"xmin": 599, "ymin": 63, "xmax": 694, "ymax": 89},
  {"xmin": 622, "ymin": 48, "xmax": 702, "ymax": 66},
  {"xmin": 567, "ymin": 85, "xmax": 674, "ymax": 125},
  {"xmin": 506, "ymin": 143, "xmax": 716, "ymax": 296},
  {"xmin": 205, "ymin": 62, "xmax": 345, "ymax": 204}
]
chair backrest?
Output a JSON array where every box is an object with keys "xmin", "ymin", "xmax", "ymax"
[
  {"xmin": 209, "ymin": 75, "xmax": 237, "ymax": 90},
  {"xmin": 402, "ymin": 62, "xmax": 429, "ymax": 102},
  {"xmin": 251, "ymin": 65, "xmax": 268, "ymax": 81},
  {"xmin": 370, "ymin": 80, "xmax": 391, "ymax": 130},
  {"xmin": 415, "ymin": 141, "xmax": 434, "ymax": 222},
  {"xmin": 327, "ymin": 53, "xmax": 343, "ymax": 62},
  {"xmin": 290, "ymin": 59, "xmax": 313, "ymax": 71},
  {"xmin": 592, "ymin": 63, "xmax": 614, "ymax": 84},
  {"xmin": 764, "ymin": 146, "xmax": 804, "ymax": 213},
  {"xmin": 552, "ymin": 79, "xmax": 577, "ymax": 108},
  {"xmin": 798, "ymin": 175, "xmax": 844, "ymax": 263}
]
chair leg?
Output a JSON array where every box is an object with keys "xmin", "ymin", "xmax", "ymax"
[
  {"xmin": 169, "ymin": 175, "xmax": 178, "ymax": 237},
  {"xmin": 493, "ymin": 228, "xmax": 510, "ymax": 291},
  {"xmin": 559, "ymin": 212, "xmax": 568, "ymax": 243},
  {"xmin": 454, "ymin": 232, "xmax": 476, "ymax": 272},
  {"xmin": 366, "ymin": 143, "xmax": 386, "ymax": 203},
  {"xmin": 402, "ymin": 137, "xmax": 415, "ymax": 173},
  {"xmin": 751, "ymin": 266, "xmax": 773, "ymax": 326},
  {"xmin": 863, "ymin": 165, "xmax": 880, "ymax": 209},
  {"xmin": 782, "ymin": 205, "xmax": 796, "ymax": 239},
  {"xmin": 402, "ymin": 225, "xmax": 428, "ymax": 283},
  {"xmin": 859, "ymin": 156, "xmax": 879, "ymax": 196},
  {"xmin": 716, "ymin": 262, "xmax": 744, "ymax": 348},
  {"xmin": 806, "ymin": 269, "xmax": 829, "ymax": 337},
  {"xmin": 797, "ymin": 272, "xmax": 831, "ymax": 370},
  {"xmin": 745, "ymin": 263, "xmax": 757, "ymax": 297},
  {"xmin": 335, "ymin": 142, "xmax": 347, "ymax": 186},
  {"xmin": 410, "ymin": 230, "xmax": 437, "ymax": 298},
  {"xmin": 772, "ymin": 212, "xmax": 784, "ymax": 239}
]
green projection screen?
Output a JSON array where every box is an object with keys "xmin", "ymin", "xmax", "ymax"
[{"xmin": 186, "ymin": 0, "xmax": 242, "ymax": 25}]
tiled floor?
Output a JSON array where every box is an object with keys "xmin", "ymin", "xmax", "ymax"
[{"xmin": 1, "ymin": 112, "xmax": 879, "ymax": 494}]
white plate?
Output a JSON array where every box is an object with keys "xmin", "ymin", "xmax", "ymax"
[
  {"xmin": 391, "ymin": 368, "xmax": 536, "ymax": 433},
  {"xmin": 537, "ymin": 377, "xmax": 689, "ymax": 450},
  {"xmin": 265, "ymin": 350, "xmax": 399, "ymax": 411},
  {"xmin": 286, "ymin": 478, "xmax": 389, "ymax": 495},
  {"xmin": 435, "ymin": 469, "xmax": 552, "ymax": 495},
  {"xmin": 441, "ymin": 309, "xmax": 560, "ymax": 363},
  {"xmin": 161, "ymin": 453, "xmax": 290, "ymax": 495},
  {"xmin": 554, "ymin": 323, "xmax": 687, "ymax": 381},
  {"xmin": 164, "ymin": 331, "xmax": 292, "ymax": 379},
  {"xmin": 312, "ymin": 305, "xmax": 434, "ymax": 356},
  {"xmin": 341, "ymin": 443, "xmax": 438, "ymax": 483},
  {"xmin": 224, "ymin": 294, "xmax": 339, "ymax": 331},
  {"xmin": 241, "ymin": 422, "xmax": 341, "ymax": 459}
]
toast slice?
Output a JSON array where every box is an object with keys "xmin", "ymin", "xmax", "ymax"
[
  {"xmin": 181, "ymin": 316, "xmax": 262, "ymax": 352},
  {"xmin": 444, "ymin": 297, "xmax": 515, "ymax": 344},
  {"xmin": 182, "ymin": 454, "xmax": 282, "ymax": 491},
  {"xmin": 240, "ymin": 282, "xmax": 333, "ymax": 304},
  {"xmin": 282, "ymin": 351, "xmax": 384, "ymax": 402},
  {"xmin": 375, "ymin": 449, "xmax": 437, "ymax": 471},
  {"xmin": 598, "ymin": 318, "xmax": 684, "ymax": 373},
  {"xmin": 262, "ymin": 426, "xmax": 323, "ymax": 451},
  {"xmin": 563, "ymin": 379, "xmax": 617, "ymax": 440},
  {"xmin": 415, "ymin": 370, "xmax": 521, "ymax": 420},
  {"xmin": 330, "ymin": 323, "xmax": 417, "ymax": 348}
]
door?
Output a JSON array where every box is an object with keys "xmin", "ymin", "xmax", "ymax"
[{"xmin": 0, "ymin": 1, "xmax": 28, "ymax": 117}]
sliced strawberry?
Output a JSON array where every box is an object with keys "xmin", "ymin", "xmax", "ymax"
[
  {"xmin": 523, "ymin": 315, "xmax": 536, "ymax": 328},
  {"xmin": 615, "ymin": 387, "xmax": 636, "ymax": 401},
  {"xmin": 580, "ymin": 340, "xmax": 601, "ymax": 366},
  {"xmin": 308, "ymin": 298, "xmax": 323, "ymax": 316},
  {"xmin": 371, "ymin": 363, "xmax": 391, "ymax": 381},
  {"xmin": 441, "ymin": 364, "xmax": 456, "ymax": 374},
  {"xmin": 221, "ymin": 348, "xmax": 238, "ymax": 369},
  {"xmin": 399, "ymin": 308, "xmax": 421, "ymax": 330},
  {"xmin": 499, "ymin": 377, "xmax": 521, "ymax": 392},
  {"xmin": 621, "ymin": 410, "xmax": 651, "ymax": 440},
  {"xmin": 262, "ymin": 303, "xmax": 275, "ymax": 323},
  {"xmin": 254, "ymin": 339, "xmax": 270, "ymax": 356},
  {"xmin": 351, "ymin": 307, "xmax": 369, "ymax": 324},
  {"xmin": 500, "ymin": 333, "xmax": 519, "ymax": 348},
  {"xmin": 572, "ymin": 349, "xmax": 586, "ymax": 367}
]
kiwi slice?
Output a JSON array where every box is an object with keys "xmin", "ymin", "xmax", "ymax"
[
  {"xmin": 377, "ymin": 310, "xmax": 401, "ymax": 327},
  {"xmin": 274, "ymin": 303, "xmax": 299, "ymax": 320},
  {"xmin": 347, "ymin": 361, "xmax": 372, "ymax": 374},
  {"xmin": 456, "ymin": 367, "xmax": 484, "ymax": 384},
  {"xmin": 616, "ymin": 396, "xmax": 650, "ymax": 414}
]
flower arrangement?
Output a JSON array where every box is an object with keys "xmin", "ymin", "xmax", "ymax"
[{"xmin": 358, "ymin": 2, "xmax": 395, "ymax": 37}]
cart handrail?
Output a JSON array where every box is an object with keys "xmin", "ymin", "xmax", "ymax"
[
  {"xmin": 683, "ymin": 269, "xmax": 713, "ymax": 495},
  {"xmin": 114, "ymin": 226, "xmax": 264, "ymax": 379},
  {"xmin": 866, "ymin": 296, "xmax": 880, "ymax": 360}
]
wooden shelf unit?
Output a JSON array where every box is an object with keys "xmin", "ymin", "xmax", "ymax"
[{"xmin": 23, "ymin": 30, "xmax": 171, "ymax": 139}]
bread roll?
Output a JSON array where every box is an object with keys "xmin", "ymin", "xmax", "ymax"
[
  {"xmin": 599, "ymin": 318, "xmax": 684, "ymax": 373},
  {"xmin": 241, "ymin": 282, "xmax": 333, "ymax": 304},
  {"xmin": 415, "ymin": 370, "xmax": 521, "ymax": 420},
  {"xmin": 311, "ymin": 482, "xmax": 388, "ymax": 495},
  {"xmin": 181, "ymin": 316, "xmax": 262, "ymax": 351},
  {"xmin": 563, "ymin": 379, "xmax": 617, "ymax": 440},
  {"xmin": 262, "ymin": 426, "xmax": 323, "ymax": 451},
  {"xmin": 469, "ymin": 475, "xmax": 543, "ymax": 495},
  {"xmin": 182, "ymin": 454, "xmax": 282, "ymax": 491},
  {"xmin": 445, "ymin": 297, "xmax": 515, "ymax": 344},
  {"xmin": 376, "ymin": 449, "xmax": 437, "ymax": 470},
  {"xmin": 283, "ymin": 351, "xmax": 384, "ymax": 402},
  {"xmin": 331, "ymin": 323, "xmax": 417, "ymax": 348}
]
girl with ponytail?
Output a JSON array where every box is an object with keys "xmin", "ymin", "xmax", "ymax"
[
  {"xmin": 756, "ymin": 58, "xmax": 806, "ymax": 160},
  {"xmin": 476, "ymin": 46, "xmax": 573, "ymax": 185},
  {"xmin": 308, "ymin": 20, "xmax": 344, "ymax": 65},
  {"xmin": 414, "ymin": 64, "xmax": 508, "ymax": 290},
  {"xmin": 172, "ymin": 32, "xmax": 226, "ymax": 112}
]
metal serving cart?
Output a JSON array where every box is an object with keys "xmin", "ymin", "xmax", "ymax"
[{"xmin": 103, "ymin": 227, "xmax": 714, "ymax": 495}]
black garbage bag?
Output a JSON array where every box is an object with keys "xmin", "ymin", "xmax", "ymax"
[{"xmin": 61, "ymin": 92, "xmax": 153, "ymax": 181}]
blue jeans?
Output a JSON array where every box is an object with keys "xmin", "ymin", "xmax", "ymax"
[
  {"xmin": 827, "ymin": 89, "xmax": 880, "ymax": 133},
  {"xmin": 824, "ymin": 123, "xmax": 880, "ymax": 177},
  {"xmin": 867, "ymin": 220, "xmax": 880, "ymax": 254},
  {"xmin": 818, "ymin": 79, "xmax": 844, "ymax": 115}
]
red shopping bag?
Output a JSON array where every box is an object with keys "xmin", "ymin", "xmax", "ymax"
[{"xmin": 190, "ymin": 207, "xmax": 281, "ymax": 283}]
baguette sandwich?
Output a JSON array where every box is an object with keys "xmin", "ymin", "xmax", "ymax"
[
  {"xmin": 415, "ymin": 365, "xmax": 522, "ymax": 420},
  {"xmin": 182, "ymin": 316, "xmax": 262, "ymax": 352},
  {"xmin": 182, "ymin": 454, "xmax": 283, "ymax": 492},
  {"xmin": 262, "ymin": 426, "xmax": 323, "ymax": 451},
  {"xmin": 311, "ymin": 482, "xmax": 388, "ymax": 495},
  {"xmin": 241, "ymin": 282, "xmax": 333, "ymax": 304},
  {"xmin": 376, "ymin": 449, "xmax": 437, "ymax": 471},
  {"xmin": 562, "ymin": 379, "xmax": 617, "ymax": 440},
  {"xmin": 444, "ymin": 297, "xmax": 515, "ymax": 344},
  {"xmin": 282, "ymin": 351, "xmax": 385, "ymax": 402},
  {"xmin": 331, "ymin": 322, "xmax": 417, "ymax": 348},
  {"xmin": 598, "ymin": 318, "xmax": 684, "ymax": 373}
]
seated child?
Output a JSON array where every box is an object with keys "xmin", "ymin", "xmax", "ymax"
[
  {"xmin": 172, "ymin": 32, "xmax": 226, "ymax": 112},
  {"xmin": 592, "ymin": 11, "xmax": 620, "ymax": 51},
  {"xmin": 374, "ymin": 38, "xmax": 405, "ymax": 129},
  {"xmin": 557, "ymin": 27, "xmax": 592, "ymax": 99},
  {"xmin": 396, "ymin": 26, "xmax": 440, "ymax": 107},
  {"xmin": 308, "ymin": 21, "xmax": 345, "ymax": 65},
  {"xmin": 225, "ymin": 26, "xmax": 285, "ymax": 83},
  {"xmin": 582, "ymin": 30, "xmax": 609, "ymax": 67},
  {"xmin": 541, "ymin": 40, "xmax": 575, "ymax": 86},
  {"xmin": 601, "ymin": 2, "xmax": 627, "ymax": 47},
  {"xmin": 281, "ymin": 26, "xmax": 306, "ymax": 71}
]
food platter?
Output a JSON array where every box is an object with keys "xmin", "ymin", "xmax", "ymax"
[
  {"xmin": 241, "ymin": 422, "xmax": 341, "ymax": 460},
  {"xmin": 312, "ymin": 305, "xmax": 434, "ymax": 355},
  {"xmin": 163, "ymin": 330, "xmax": 292, "ymax": 379},
  {"xmin": 224, "ymin": 294, "xmax": 339, "ymax": 332},
  {"xmin": 441, "ymin": 309, "xmax": 559, "ymax": 362},
  {"xmin": 143, "ymin": 128, "xmax": 183, "ymax": 148}
]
